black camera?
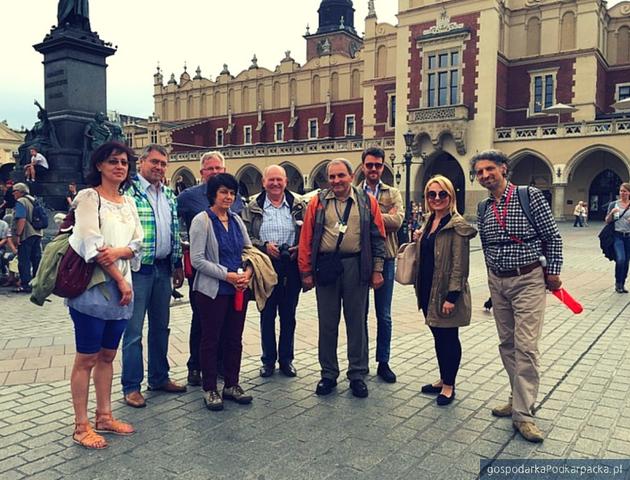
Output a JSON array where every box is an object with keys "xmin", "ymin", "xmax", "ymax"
[{"xmin": 279, "ymin": 243, "xmax": 291, "ymax": 262}]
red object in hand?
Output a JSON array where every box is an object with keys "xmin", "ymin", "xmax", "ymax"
[
  {"xmin": 234, "ymin": 268, "xmax": 245, "ymax": 312},
  {"xmin": 551, "ymin": 288, "xmax": 583, "ymax": 314}
]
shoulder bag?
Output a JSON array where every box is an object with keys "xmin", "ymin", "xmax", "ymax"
[
  {"xmin": 599, "ymin": 202, "xmax": 630, "ymax": 262},
  {"xmin": 394, "ymin": 241, "xmax": 417, "ymax": 285},
  {"xmin": 315, "ymin": 199, "xmax": 352, "ymax": 286}
]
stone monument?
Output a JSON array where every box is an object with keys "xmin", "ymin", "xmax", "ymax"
[{"xmin": 16, "ymin": 0, "xmax": 117, "ymax": 209}]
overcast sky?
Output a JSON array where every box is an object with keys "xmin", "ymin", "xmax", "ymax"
[{"xmin": 0, "ymin": 0, "xmax": 624, "ymax": 129}]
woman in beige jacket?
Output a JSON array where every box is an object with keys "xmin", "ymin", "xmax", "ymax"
[{"xmin": 414, "ymin": 175, "xmax": 477, "ymax": 406}]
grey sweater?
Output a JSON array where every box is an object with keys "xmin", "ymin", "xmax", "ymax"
[{"xmin": 189, "ymin": 210, "xmax": 252, "ymax": 299}]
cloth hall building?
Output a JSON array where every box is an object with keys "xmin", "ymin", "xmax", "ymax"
[{"xmin": 124, "ymin": 0, "xmax": 630, "ymax": 220}]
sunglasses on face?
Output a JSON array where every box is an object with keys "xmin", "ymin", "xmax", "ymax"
[
  {"xmin": 364, "ymin": 162, "xmax": 384, "ymax": 170},
  {"xmin": 427, "ymin": 190, "xmax": 449, "ymax": 200},
  {"xmin": 104, "ymin": 158, "xmax": 129, "ymax": 167}
]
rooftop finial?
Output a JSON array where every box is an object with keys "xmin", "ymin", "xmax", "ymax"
[{"xmin": 367, "ymin": 0, "xmax": 376, "ymax": 18}]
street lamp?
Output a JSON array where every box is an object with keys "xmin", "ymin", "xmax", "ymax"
[{"xmin": 391, "ymin": 130, "xmax": 425, "ymax": 242}]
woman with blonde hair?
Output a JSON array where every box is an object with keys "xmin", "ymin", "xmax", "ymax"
[{"xmin": 415, "ymin": 175, "xmax": 476, "ymax": 406}]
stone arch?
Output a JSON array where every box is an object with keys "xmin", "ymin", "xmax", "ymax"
[
  {"xmin": 309, "ymin": 160, "xmax": 331, "ymax": 190},
  {"xmin": 187, "ymin": 95, "xmax": 194, "ymax": 117},
  {"xmin": 509, "ymin": 151, "xmax": 554, "ymax": 204},
  {"xmin": 290, "ymin": 78, "xmax": 297, "ymax": 103},
  {"xmin": 526, "ymin": 17, "xmax": 541, "ymax": 56},
  {"xmin": 200, "ymin": 93, "xmax": 207, "ymax": 116},
  {"xmin": 174, "ymin": 97, "xmax": 181, "ymax": 120},
  {"xmin": 565, "ymin": 144, "xmax": 630, "ymax": 179},
  {"xmin": 228, "ymin": 88, "xmax": 235, "ymax": 110},
  {"xmin": 213, "ymin": 92, "xmax": 220, "ymax": 115},
  {"xmin": 257, "ymin": 83, "xmax": 265, "ymax": 108},
  {"xmin": 171, "ymin": 167, "xmax": 197, "ymax": 188},
  {"xmin": 560, "ymin": 11, "xmax": 576, "ymax": 51},
  {"xmin": 279, "ymin": 162, "xmax": 304, "ymax": 194},
  {"xmin": 235, "ymin": 164, "xmax": 263, "ymax": 198}
]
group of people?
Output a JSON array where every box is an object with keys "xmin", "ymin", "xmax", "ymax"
[
  {"xmin": 30, "ymin": 141, "xmax": 566, "ymax": 449},
  {"xmin": 572, "ymin": 200, "xmax": 588, "ymax": 227}
]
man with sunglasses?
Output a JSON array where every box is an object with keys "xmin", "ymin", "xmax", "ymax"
[
  {"xmin": 176, "ymin": 151, "xmax": 243, "ymax": 386},
  {"xmin": 122, "ymin": 144, "xmax": 186, "ymax": 408},
  {"xmin": 360, "ymin": 147, "xmax": 404, "ymax": 383},
  {"xmin": 472, "ymin": 149, "xmax": 563, "ymax": 443}
]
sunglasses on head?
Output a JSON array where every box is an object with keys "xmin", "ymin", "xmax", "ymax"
[
  {"xmin": 427, "ymin": 190, "xmax": 449, "ymax": 200},
  {"xmin": 364, "ymin": 162, "xmax": 384, "ymax": 170}
]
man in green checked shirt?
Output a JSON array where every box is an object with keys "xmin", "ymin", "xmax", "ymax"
[{"xmin": 121, "ymin": 144, "xmax": 186, "ymax": 408}]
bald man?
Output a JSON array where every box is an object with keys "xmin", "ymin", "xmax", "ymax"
[{"xmin": 242, "ymin": 165, "xmax": 306, "ymax": 378}]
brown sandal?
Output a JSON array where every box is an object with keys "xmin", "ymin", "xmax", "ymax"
[
  {"xmin": 73, "ymin": 423, "xmax": 108, "ymax": 449},
  {"xmin": 94, "ymin": 411, "xmax": 135, "ymax": 436}
]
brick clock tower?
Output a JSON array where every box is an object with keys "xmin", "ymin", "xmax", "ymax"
[{"xmin": 305, "ymin": 0, "xmax": 363, "ymax": 61}]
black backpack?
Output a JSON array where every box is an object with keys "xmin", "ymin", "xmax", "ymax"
[
  {"xmin": 477, "ymin": 186, "xmax": 539, "ymax": 235},
  {"xmin": 26, "ymin": 196, "xmax": 49, "ymax": 230}
]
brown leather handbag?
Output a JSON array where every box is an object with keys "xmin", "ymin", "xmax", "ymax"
[{"xmin": 53, "ymin": 192, "xmax": 101, "ymax": 298}]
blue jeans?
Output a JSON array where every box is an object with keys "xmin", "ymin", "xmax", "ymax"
[
  {"xmin": 121, "ymin": 263, "xmax": 172, "ymax": 394},
  {"xmin": 614, "ymin": 234, "xmax": 630, "ymax": 285},
  {"xmin": 18, "ymin": 235, "xmax": 41, "ymax": 287},
  {"xmin": 260, "ymin": 260, "xmax": 300, "ymax": 366},
  {"xmin": 365, "ymin": 258, "xmax": 395, "ymax": 363}
]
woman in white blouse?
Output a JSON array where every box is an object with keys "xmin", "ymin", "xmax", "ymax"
[{"xmin": 68, "ymin": 142, "xmax": 143, "ymax": 449}]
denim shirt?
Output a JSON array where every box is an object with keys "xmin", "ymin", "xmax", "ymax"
[{"xmin": 208, "ymin": 210, "xmax": 244, "ymax": 295}]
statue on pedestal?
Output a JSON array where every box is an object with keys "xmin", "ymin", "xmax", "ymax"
[
  {"xmin": 18, "ymin": 100, "xmax": 60, "ymax": 165},
  {"xmin": 57, "ymin": 0, "xmax": 90, "ymax": 30},
  {"xmin": 82, "ymin": 112, "xmax": 111, "ymax": 174}
]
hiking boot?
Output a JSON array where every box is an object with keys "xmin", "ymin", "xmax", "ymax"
[
  {"xmin": 203, "ymin": 390, "xmax": 223, "ymax": 411},
  {"xmin": 491, "ymin": 402, "xmax": 513, "ymax": 417},
  {"xmin": 222, "ymin": 385, "xmax": 253, "ymax": 405},
  {"xmin": 513, "ymin": 421, "xmax": 544, "ymax": 442}
]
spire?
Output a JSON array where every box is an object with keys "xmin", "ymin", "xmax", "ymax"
[{"xmin": 316, "ymin": 0, "xmax": 356, "ymax": 35}]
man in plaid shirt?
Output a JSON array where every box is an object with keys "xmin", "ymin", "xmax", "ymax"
[
  {"xmin": 121, "ymin": 144, "xmax": 186, "ymax": 408},
  {"xmin": 473, "ymin": 150, "xmax": 563, "ymax": 443}
]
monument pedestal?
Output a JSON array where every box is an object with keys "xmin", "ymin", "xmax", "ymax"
[{"xmin": 15, "ymin": 24, "xmax": 116, "ymax": 209}]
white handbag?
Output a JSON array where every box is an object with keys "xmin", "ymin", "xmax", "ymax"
[{"xmin": 394, "ymin": 242, "xmax": 417, "ymax": 285}]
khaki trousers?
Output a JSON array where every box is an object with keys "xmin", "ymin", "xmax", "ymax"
[
  {"xmin": 488, "ymin": 266, "xmax": 546, "ymax": 422},
  {"xmin": 315, "ymin": 256, "xmax": 369, "ymax": 381}
]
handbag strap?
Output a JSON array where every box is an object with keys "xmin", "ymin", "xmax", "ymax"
[{"xmin": 333, "ymin": 198, "xmax": 353, "ymax": 254}]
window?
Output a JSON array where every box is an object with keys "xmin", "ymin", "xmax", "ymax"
[
  {"xmin": 216, "ymin": 128, "xmax": 224, "ymax": 147},
  {"xmin": 150, "ymin": 130, "xmax": 158, "ymax": 144},
  {"xmin": 426, "ymin": 50, "xmax": 461, "ymax": 107},
  {"xmin": 126, "ymin": 132, "xmax": 134, "ymax": 146},
  {"xmin": 308, "ymin": 119, "xmax": 318, "ymax": 139},
  {"xmin": 345, "ymin": 115, "xmax": 356, "ymax": 136},
  {"xmin": 529, "ymin": 69, "xmax": 557, "ymax": 114},
  {"xmin": 387, "ymin": 94, "xmax": 396, "ymax": 129},
  {"xmin": 243, "ymin": 125, "xmax": 252, "ymax": 145},
  {"xmin": 274, "ymin": 122, "xmax": 284, "ymax": 142},
  {"xmin": 617, "ymin": 83, "xmax": 630, "ymax": 101}
]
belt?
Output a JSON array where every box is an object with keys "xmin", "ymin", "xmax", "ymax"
[
  {"xmin": 319, "ymin": 252, "xmax": 360, "ymax": 259},
  {"xmin": 617, "ymin": 232, "xmax": 630, "ymax": 238},
  {"xmin": 154, "ymin": 257, "xmax": 171, "ymax": 266},
  {"xmin": 491, "ymin": 261, "xmax": 541, "ymax": 278}
]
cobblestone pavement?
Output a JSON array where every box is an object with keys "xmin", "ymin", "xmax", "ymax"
[{"xmin": 1, "ymin": 223, "xmax": 630, "ymax": 479}]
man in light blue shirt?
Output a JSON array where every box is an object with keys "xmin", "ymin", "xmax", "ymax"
[{"xmin": 242, "ymin": 165, "xmax": 305, "ymax": 378}]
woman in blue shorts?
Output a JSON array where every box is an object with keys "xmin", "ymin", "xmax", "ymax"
[{"xmin": 67, "ymin": 141, "xmax": 143, "ymax": 449}]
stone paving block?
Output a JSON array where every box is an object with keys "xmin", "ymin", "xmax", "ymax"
[
  {"xmin": 573, "ymin": 437, "xmax": 603, "ymax": 456},
  {"xmin": 0, "ymin": 359, "xmax": 25, "ymax": 372},
  {"xmin": 4, "ymin": 370, "xmax": 37, "ymax": 385},
  {"xmin": 0, "ymin": 444, "xmax": 26, "ymax": 462},
  {"xmin": 0, "ymin": 454, "xmax": 27, "ymax": 474},
  {"xmin": 607, "ymin": 439, "xmax": 630, "ymax": 455},
  {"xmin": 535, "ymin": 438, "xmax": 569, "ymax": 457}
]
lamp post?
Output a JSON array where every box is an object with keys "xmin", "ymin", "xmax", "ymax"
[{"xmin": 391, "ymin": 130, "xmax": 422, "ymax": 242}]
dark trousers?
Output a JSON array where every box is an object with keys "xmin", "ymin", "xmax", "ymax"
[
  {"xmin": 195, "ymin": 291, "xmax": 249, "ymax": 391},
  {"xmin": 429, "ymin": 326, "xmax": 461, "ymax": 386},
  {"xmin": 18, "ymin": 235, "xmax": 41, "ymax": 287},
  {"xmin": 260, "ymin": 260, "xmax": 300, "ymax": 366},
  {"xmin": 573, "ymin": 215, "xmax": 583, "ymax": 227},
  {"xmin": 187, "ymin": 268, "xmax": 222, "ymax": 373}
]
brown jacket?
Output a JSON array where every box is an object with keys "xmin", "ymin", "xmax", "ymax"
[{"xmin": 414, "ymin": 213, "xmax": 477, "ymax": 328}]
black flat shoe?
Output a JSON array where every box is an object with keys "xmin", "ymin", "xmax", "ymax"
[
  {"xmin": 421, "ymin": 383, "xmax": 442, "ymax": 394},
  {"xmin": 349, "ymin": 379, "xmax": 369, "ymax": 398},
  {"xmin": 279, "ymin": 362, "xmax": 297, "ymax": 377},
  {"xmin": 377, "ymin": 363, "xmax": 397, "ymax": 383},
  {"xmin": 187, "ymin": 369, "xmax": 201, "ymax": 386},
  {"xmin": 436, "ymin": 389, "xmax": 455, "ymax": 406},
  {"xmin": 315, "ymin": 378, "xmax": 337, "ymax": 396},
  {"xmin": 259, "ymin": 364, "xmax": 275, "ymax": 378}
]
